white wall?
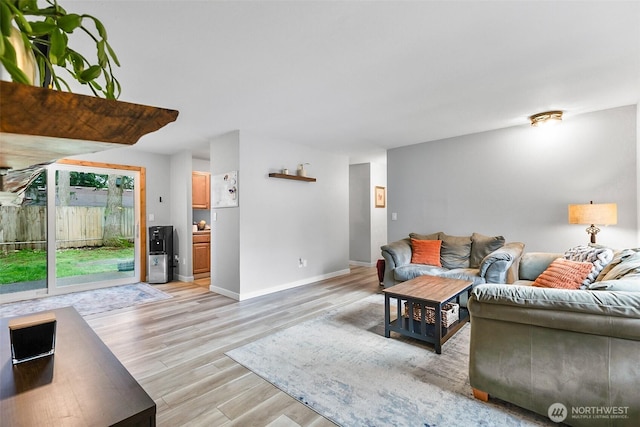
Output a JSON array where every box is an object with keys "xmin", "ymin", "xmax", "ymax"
[
  {"xmin": 234, "ymin": 132, "xmax": 350, "ymax": 300},
  {"xmin": 387, "ymin": 105, "xmax": 638, "ymax": 252}
]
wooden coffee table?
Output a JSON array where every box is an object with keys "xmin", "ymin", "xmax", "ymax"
[
  {"xmin": 1, "ymin": 307, "xmax": 156, "ymax": 426},
  {"xmin": 383, "ymin": 276, "xmax": 473, "ymax": 354}
]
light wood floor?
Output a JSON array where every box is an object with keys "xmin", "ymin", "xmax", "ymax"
[{"xmin": 85, "ymin": 266, "xmax": 381, "ymax": 427}]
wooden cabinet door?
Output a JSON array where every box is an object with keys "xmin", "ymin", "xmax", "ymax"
[
  {"xmin": 193, "ymin": 243, "xmax": 210, "ymax": 274},
  {"xmin": 192, "ymin": 171, "xmax": 210, "ymax": 209}
]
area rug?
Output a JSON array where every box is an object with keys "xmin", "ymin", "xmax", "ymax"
[
  {"xmin": 226, "ymin": 293, "xmax": 554, "ymax": 427},
  {"xmin": 0, "ymin": 283, "xmax": 172, "ymax": 317}
]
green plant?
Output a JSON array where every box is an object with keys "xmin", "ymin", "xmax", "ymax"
[{"xmin": 0, "ymin": 0, "xmax": 121, "ymax": 99}]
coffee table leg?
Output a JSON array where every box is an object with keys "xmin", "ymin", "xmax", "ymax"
[
  {"xmin": 384, "ymin": 294, "xmax": 391, "ymax": 338},
  {"xmin": 434, "ymin": 304, "xmax": 442, "ymax": 354}
]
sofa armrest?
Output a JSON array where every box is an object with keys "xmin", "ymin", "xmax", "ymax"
[
  {"xmin": 517, "ymin": 252, "xmax": 563, "ymax": 281},
  {"xmin": 381, "ymin": 238, "xmax": 412, "ymax": 268},
  {"xmin": 380, "ymin": 238, "xmax": 412, "ymax": 287},
  {"xmin": 479, "ymin": 242, "xmax": 524, "ymax": 283}
]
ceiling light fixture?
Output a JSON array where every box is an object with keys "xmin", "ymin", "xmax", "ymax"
[{"xmin": 529, "ymin": 110, "xmax": 563, "ymax": 127}]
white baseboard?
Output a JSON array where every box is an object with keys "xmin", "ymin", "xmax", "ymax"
[
  {"xmin": 349, "ymin": 260, "xmax": 375, "ymax": 267},
  {"xmin": 175, "ymin": 273, "xmax": 194, "ymax": 283},
  {"xmin": 209, "ymin": 284, "xmax": 240, "ymax": 300},
  {"xmin": 210, "ymin": 269, "xmax": 351, "ymax": 302}
]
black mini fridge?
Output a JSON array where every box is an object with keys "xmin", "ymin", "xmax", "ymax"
[{"xmin": 148, "ymin": 225, "xmax": 174, "ymax": 283}]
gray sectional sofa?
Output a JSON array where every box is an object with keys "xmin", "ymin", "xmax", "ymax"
[
  {"xmin": 468, "ymin": 247, "xmax": 640, "ymax": 426},
  {"xmin": 380, "ymin": 231, "xmax": 525, "ymax": 288}
]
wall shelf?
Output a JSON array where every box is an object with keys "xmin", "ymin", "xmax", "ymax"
[
  {"xmin": 0, "ymin": 81, "xmax": 179, "ymax": 172},
  {"xmin": 268, "ymin": 173, "xmax": 316, "ymax": 182}
]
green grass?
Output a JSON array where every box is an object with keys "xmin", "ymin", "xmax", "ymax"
[{"xmin": 0, "ymin": 247, "xmax": 135, "ymax": 285}]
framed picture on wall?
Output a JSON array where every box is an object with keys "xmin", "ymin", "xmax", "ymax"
[
  {"xmin": 375, "ymin": 186, "xmax": 386, "ymax": 208},
  {"xmin": 212, "ymin": 171, "xmax": 238, "ymax": 208}
]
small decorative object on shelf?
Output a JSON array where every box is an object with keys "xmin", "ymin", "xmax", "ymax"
[
  {"xmin": 297, "ymin": 162, "xmax": 310, "ymax": 177},
  {"xmin": 282, "ymin": 168, "xmax": 289, "ymax": 174}
]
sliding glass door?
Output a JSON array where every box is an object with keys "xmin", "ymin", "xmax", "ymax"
[
  {"xmin": 0, "ymin": 170, "xmax": 48, "ymax": 297},
  {"xmin": 0, "ymin": 161, "xmax": 142, "ymax": 303},
  {"xmin": 50, "ymin": 163, "xmax": 140, "ymax": 292}
]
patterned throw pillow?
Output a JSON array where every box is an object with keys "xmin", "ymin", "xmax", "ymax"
[
  {"xmin": 410, "ymin": 239, "xmax": 442, "ymax": 266},
  {"xmin": 564, "ymin": 245, "xmax": 614, "ymax": 287},
  {"xmin": 532, "ymin": 258, "xmax": 594, "ymax": 290}
]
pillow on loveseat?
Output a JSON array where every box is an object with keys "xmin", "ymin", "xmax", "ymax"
[
  {"xmin": 409, "ymin": 231, "xmax": 443, "ymax": 241},
  {"xmin": 532, "ymin": 258, "xmax": 593, "ymax": 289},
  {"xmin": 440, "ymin": 234, "xmax": 472, "ymax": 269},
  {"xmin": 470, "ymin": 233, "xmax": 506, "ymax": 268},
  {"xmin": 596, "ymin": 248, "xmax": 640, "ymax": 281},
  {"xmin": 410, "ymin": 239, "xmax": 442, "ymax": 266}
]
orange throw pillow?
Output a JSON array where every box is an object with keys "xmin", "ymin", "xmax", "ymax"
[
  {"xmin": 410, "ymin": 239, "xmax": 442, "ymax": 267},
  {"xmin": 532, "ymin": 258, "xmax": 593, "ymax": 289}
]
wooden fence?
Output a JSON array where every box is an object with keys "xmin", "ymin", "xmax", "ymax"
[{"xmin": 0, "ymin": 206, "xmax": 135, "ymax": 252}]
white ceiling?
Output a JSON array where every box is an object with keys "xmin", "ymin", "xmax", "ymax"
[{"xmin": 75, "ymin": 1, "xmax": 640, "ymax": 162}]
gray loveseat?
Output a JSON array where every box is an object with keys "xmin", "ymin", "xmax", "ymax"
[
  {"xmin": 380, "ymin": 231, "xmax": 525, "ymax": 288},
  {"xmin": 468, "ymin": 247, "xmax": 640, "ymax": 426}
]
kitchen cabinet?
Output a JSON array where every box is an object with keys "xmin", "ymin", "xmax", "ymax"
[
  {"xmin": 192, "ymin": 171, "xmax": 210, "ymax": 209},
  {"xmin": 193, "ymin": 231, "xmax": 210, "ymax": 277}
]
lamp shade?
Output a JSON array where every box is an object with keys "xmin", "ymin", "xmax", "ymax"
[{"xmin": 568, "ymin": 203, "xmax": 617, "ymax": 225}]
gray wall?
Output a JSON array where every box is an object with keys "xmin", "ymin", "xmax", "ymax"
[
  {"xmin": 210, "ymin": 131, "xmax": 241, "ymax": 296},
  {"xmin": 349, "ymin": 164, "xmax": 371, "ymax": 263},
  {"xmin": 170, "ymin": 151, "xmax": 192, "ymax": 280},
  {"xmin": 349, "ymin": 162, "xmax": 388, "ymax": 265},
  {"xmin": 387, "ymin": 105, "xmax": 639, "ymax": 252}
]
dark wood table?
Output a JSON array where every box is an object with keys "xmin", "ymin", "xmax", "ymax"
[
  {"xmin": 1, "ymin": 306, "xmax": 156, "ymax": 426},
  {"xmin": 383, "ymin": 276, "xmax": 473, "ymax": 354}
]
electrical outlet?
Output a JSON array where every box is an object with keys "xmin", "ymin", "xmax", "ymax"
[
  {"xmin": 298, "ymin": 258, "xmax": 304, "ymax": 268},
  {"xmin": 303, "ymin": 259, "xmax": 308, "ymax": 267}
]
